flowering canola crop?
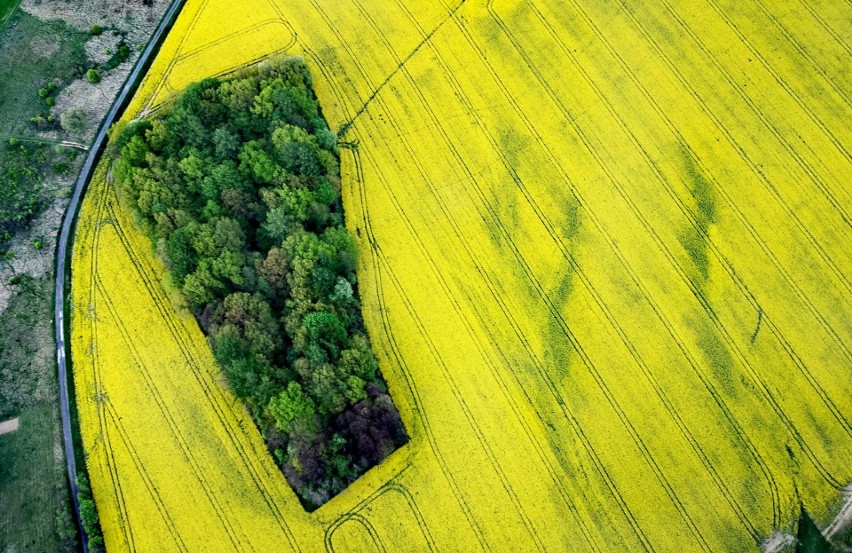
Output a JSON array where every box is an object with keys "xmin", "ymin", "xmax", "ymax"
[{"xmin": 72, "ymin": 0, "xmax": 852, "ymax": 551}]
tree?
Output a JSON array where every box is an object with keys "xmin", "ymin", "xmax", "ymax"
[
  {"xmin": 203, "ymin": 161, "xmax": 243, "ymax": 202},
  {"xmin": 303, "ymin": 362, "xmax": 366, "ymax": 416},
  {"xmin": 164, "ymin": 227, "xmax": 194, "ymax": 282},
  {"xmin": 251, "ymin": 78, "xmax": 302, "ymax": 124},
  {"xmin": 166, "ymin": 104, "xmax": 207, "ymax": 149},
  {"xmin": 313, "ymin": 177, "xmax": 338, "ymax": 206},
  {"xmin": 261, "ymin": 187, "xmax": 313, "ymax": 242},
  {"xmin": 255, "ymin": 247, "xmax": 289, "ymax": 294},
  {"xmin": 75, "ymin": 474, "xmax": 105, "ymax": 553},
  {"xmin": 329, "ymin": 277, "xmax": 353, "ymax": 307},
  {"xmin": 213, "ymin": 126, "xmax": 239, "ymax": 159},
  {"xmin": 321, "ymin": 226, "xmax": 358, "ymax": 274},
  {"xmin": 213, "ymin": 292, "xmax": 281, "ymax": 364},
  {"xmin": 268, "ymin": 382, "xmax": 316, "ymax": 435},
  {"xmin": 120, "ymin": 135, "xmax": 150, "ymax": 169},
  {"xmin": 239, "ymin": 140, "xmax": 279, "ymax": 184},
  {"xmin": 338, "ymin": 334, "xmax": 378, "ymax": 382},
  {"xmin": 278, "ymin": 141, "xmax": 320, "ymax": 176},
  {"xmin": 299, "ymin": 310, "xmax": 347, "ymax": 362},
  {"xmin": 315, "ymin": 127, "xmax": 338, "ymax": 153},
  {"xmin": 145, "ymin": 119, "xmax": 170, "ymax": 153},
  {"xmin": 182, "ymin": 263, "xmax": 222, "ymax": 308},
  {"xmin": 86, "ymin": 69, "xmax": 101, "ymax": 84}
]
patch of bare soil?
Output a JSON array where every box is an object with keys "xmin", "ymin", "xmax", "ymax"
[
  {"xmin": 826, "ymin": 485, "xmax": 852, "ymax": 540},
  {"xmin": 52, "ymin": 59, "xmax": 133, "ymax": 142},
  {"xmin": 762, "ymin": 485, "xmax": 852, "ymax": 553},
  {"xmin": 21, "ymin": 0, "xmax": 167, "ymax": 47},
  {"xmin": 0, "ymin": 0, "xmax": 169, "ymax": 316},
  {"xmin": 37, "ymin": 0, "xmax": 169, "ymax": 145},
  {"xmin": 0, "ymin": 170, "xmax": 74, "ymax": 316},
  {"xmin": 84, "ymin": 30, "xmax": 121, "ymax": 65},
  {"xmin": 0, "ymin": 417, "xmax": 20, "ymax": 435},
  {"xmin": 762, "ymin": 531, "xmax": 796, "ymax": 553}
]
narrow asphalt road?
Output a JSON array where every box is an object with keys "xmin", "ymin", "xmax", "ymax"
[{"xmin": 53, "ymin": 0, "xmax": 184, "ymax": 548}]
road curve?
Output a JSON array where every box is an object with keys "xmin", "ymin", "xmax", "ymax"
[{"xmin": 53, "ymin": 0, "xmax": 184, "ymax": 548}]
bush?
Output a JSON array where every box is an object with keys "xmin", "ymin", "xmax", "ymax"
[
  {"xmin": 86, "ymin": 69, "xmax": 101, "ymax": 84},
  {"xmin": 60, "ymin": 108, "xmax": 88, "ymax": 134},
  {"xmin": 74, "ymin": 474, "xmax": 104, "ymax": 553},
  {"xmin": 90, "ymin": 25, "xmax": 103, "ymax": 36}
]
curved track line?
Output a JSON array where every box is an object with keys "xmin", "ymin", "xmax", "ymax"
[
  {"xmin": 55, "ymin": 1, "xmax": 185, "ymax": 547},
  {"xmin": 103, "ymin": 193, "xmax": 302, "ymax": 552}
]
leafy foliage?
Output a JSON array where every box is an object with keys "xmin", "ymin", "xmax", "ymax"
[
  {"xmin": 76, "ymin": 474, "xmax": 105, "ymax": 553},
  {"xmin": 0, "ymin": 143, "xmax": 78, "ymax": 253},
  {"xmin": 112, "ymin": 57, "xmax": 406, "ymax": 508},
  {"xmin": 60, "ymin": 108, "xmax": 88, "ymax": 134},
  {"xmin": 0, "ymin": 149, "xmax": 42, "ymax": 247}
]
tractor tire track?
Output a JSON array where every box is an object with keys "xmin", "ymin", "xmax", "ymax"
[
  {"xmin": 104, "ymin": 191, "xmax": 303, "ymax": 552},
  {"xmin": 633, "ymin": 0, "xmax": 851, "ymax": 293},
  {"xmin": 533, "ymin": 0, "xmax": 852, "ymax": 441},
  {"xmin": 93, "ymin": 251, "xmax": 248, "ymax": 552},
  {"xmin": 344, "ymin": 0, "xmax": 607, "ymax": 549},
  {"xmin": 581, "ymin": 0, "xmax": 852, "ymax": 470},
  {"xmin": 301, "ymin": 6, "xmax": 550, "ymax": 551},
  {"xmin": 87, "ymin": 179, "xmax": 139, "ymax": 553}
]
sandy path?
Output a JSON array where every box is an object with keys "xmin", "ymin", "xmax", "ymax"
[{"xmin": 0, "ymin": 417, "xmax": 20, "ymax": 435}]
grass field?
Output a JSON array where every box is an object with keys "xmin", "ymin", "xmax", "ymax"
[
  {"xmin": 0, "ymin": 408, "xmax": 73, "ymax": 552},
  {"xmin": 0, "ymin": 276, "xmax": 76, "ymax": 553},
  {"xmin": 0, "ymin": 10, "xmax": 87, "ymax": 137},
  {"xmin": 72, "ymin": 0, "xmax": 851, "ymax": 551},
  {"xmin": 0, "ymin": 7, "xmax": 93, "ymax": 553}
]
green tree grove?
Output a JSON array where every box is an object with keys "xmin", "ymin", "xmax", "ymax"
[{"xmin": 111, "ymin": 57, "xmax": 406, "ymax": 509}]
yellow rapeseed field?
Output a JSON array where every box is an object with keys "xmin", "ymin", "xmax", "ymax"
[{"xmin": 72, "ymin": 0, "xmax": 851, "ymax": 551}]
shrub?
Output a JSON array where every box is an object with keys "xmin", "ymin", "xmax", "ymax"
[
  {"xmin": 60, "ymin": 108, "xmax": 88, "ymax": 134},
  {"xmin": 74, "ymin": 474, "xmax": 105, "ymax": 552}
]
